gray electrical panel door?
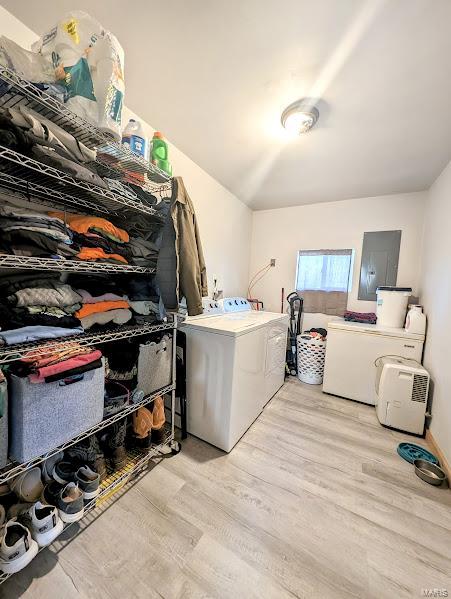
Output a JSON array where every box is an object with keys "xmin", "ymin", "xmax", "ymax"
[{"xmin": 358, "ymin": 230, "xmax": 402, "ymax": 301}]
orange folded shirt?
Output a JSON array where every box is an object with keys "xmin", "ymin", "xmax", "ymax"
[
  {"xmin": 48, "ymin": 212, "xmax": 129, "ymax": 243},
  {"xmin": 77, "ymin": 247, "xmax": 128, "ymax": 264},
  {"xmin": 75, "ymin": 300, "xmax": 130, "ymax": 319}
]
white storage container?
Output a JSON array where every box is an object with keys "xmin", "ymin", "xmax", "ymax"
[
  {"xmin": 376, "ymin": 286, "xmax": 412, "ymax": 327},
  {"xmin": 405, "ymin": 305, "xmax": 427, "ymax": 335},
  {"xmin": 297, "ymin": 335, "xmax": 327, "ymax": 385}
]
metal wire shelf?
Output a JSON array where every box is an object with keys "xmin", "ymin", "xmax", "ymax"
[
  {"xmin": 0, "ymin": 433, "xmax": 174, "ymax": 582},
  {"xmin": 0, "ymin": 386, "xmax": 174, "ymax": 485},
  {"xmin": 0, "ymin": 254, "xmax": 155, "ymax": 274},
  {"xmin": 0, "ymin": 171, "xmax": 110, "ymax": 215},
  {"xmin": 0, "ymin": 146, "xmax": 163, "ymax": 218},
  {"xmin": 0, "ymin": 65, "xmax": 170, "ymax": 186},
  {"xmin": 0, "ymin": 321, "xmax": 173, "ymax": 364}
]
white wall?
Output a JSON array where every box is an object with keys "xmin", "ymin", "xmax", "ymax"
[
  {"xmin": 0, "ymin": 6, "xmax": 252, "ymax": 298},
  {"xmin": 250, "ymin": 192, "xmax": 426, "ymax": 329},
  {"xmin": 419, "ymin": 160, "xmax": 451, "ymax": 466}
]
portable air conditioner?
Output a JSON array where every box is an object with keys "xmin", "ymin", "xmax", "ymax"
[{"xmin": 375, "ymin": 356, "xmax": 429, "ymax": 435}]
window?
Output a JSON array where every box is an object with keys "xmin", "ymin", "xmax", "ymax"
[
  {"xmin": 296, "ymin": 249, "xmax": 353, "ymax": 292},
  {"xmin": 295, "ymin": 249, "xmax": 353, "ymax": 316}
]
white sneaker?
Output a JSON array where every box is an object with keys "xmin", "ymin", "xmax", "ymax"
[
  {"xmin": 0, "ymin": 519, "xmax": 38, "ymax": 574},
  {"xmin": 10, "ymin": 502, "xmax": 64, "ymax": 548}
]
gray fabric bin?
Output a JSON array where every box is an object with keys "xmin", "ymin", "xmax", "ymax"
[
  {"xmin": 9, "ymin": 363, "xmax": 104, "ymax": 462},
  {"xmin": 137, "ymin": 336, "xmax": 172, "ymax": 396},
  {"xmin": 0, "ymin": 379, "xmax": 8, "ymax": 469}
]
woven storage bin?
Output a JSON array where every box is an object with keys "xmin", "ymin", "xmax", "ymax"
[
  {"xmin": 137, "ymin": 335, "xmax": 172, "ymax": 396},
  {"xmin": 0, "ymin": 379, "xmax": 7, "ymax": 468},
  {"xmin": 9, "ymin": 363, "xmax": 104, "ymax": 462},
  {"xmin": 297, "ymin": 335, "xmax": 327, "ymax": 385}
]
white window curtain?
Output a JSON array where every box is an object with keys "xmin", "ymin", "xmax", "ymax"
[{"xmin": 296, "ymin": 249, "xmax": 352, "ymax": 315}]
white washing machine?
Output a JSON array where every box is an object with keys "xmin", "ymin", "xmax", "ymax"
[
  {"xmin": 182, "ymin": 298, "xmax": 288, "ymax": 452},
  {"xmin": 323, "ymin": 319, "xmax": 424, "ymax": 405}
]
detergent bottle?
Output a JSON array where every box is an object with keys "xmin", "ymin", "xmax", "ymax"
[
  {"xmin": 122, "ymin": 119, "xmax": 148, "ymax": 160},
  {"xmin": 151, "ymin": 131, "xmax": 172, "ymax": 175}
]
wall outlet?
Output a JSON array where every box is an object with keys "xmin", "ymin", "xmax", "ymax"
[{"xmin": 270, "ymin": 259, "xmax": 276, "ymax": 267}]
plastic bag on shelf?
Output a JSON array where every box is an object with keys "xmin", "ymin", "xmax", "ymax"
[{"xmin": 32, "ymin": 11, "xmax": 125, "ymax": 141}]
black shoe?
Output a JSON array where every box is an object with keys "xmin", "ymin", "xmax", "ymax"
[
  {"xmin": 57, "ymin": 483, "xmax": 84, "ymax": 523},
  {"xmin": 52, "ymin": 461, "xmax": 78, "ymax": 485},
  {"xmin": 41, "ymin": 480, "xmax": 64, "ymax": 507},
  {"xmin": 75, "ymin": 466, "xmax": 100, "ymax": 503}
]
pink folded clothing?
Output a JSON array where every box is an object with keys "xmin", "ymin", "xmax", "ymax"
[
  {"xmin": 29, "ymin": 350, "xmax": 102, "ymax": 383},
  {"xmin": 77, "ymin": 289, "xmax": 127, "ymax": 304}
]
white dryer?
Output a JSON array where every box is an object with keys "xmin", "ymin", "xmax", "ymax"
[{"xmin": 182, "ymin": 298, "xmax": 288, "ymax": 452}]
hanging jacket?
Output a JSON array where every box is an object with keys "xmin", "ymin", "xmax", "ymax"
[{"xmin": 157, "ymin": 177, "xmax": 207, "ymax": 316}]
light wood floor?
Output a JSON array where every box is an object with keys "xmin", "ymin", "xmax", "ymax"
[{"xmin": 2, "ymin": 379, "xmax": 451, "ymax": 599}]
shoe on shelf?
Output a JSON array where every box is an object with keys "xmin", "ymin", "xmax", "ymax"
[
  {"xmin": 111, "ymin": 446, "xmax": 127, "ymax": 471},
  {"xmin": 41, "ymin": 451, "xmax": 64, "ymax": 484},
  {"xmin": 102, "ymin": 420, "xmax": 128, "ymax": 471},
  {"xmin": 0, "ymin": 519, "xmax": 38, "ymax": 574},
  {"xmin": 0, "ymin": 505, "xmax": 5, "ymax": 528},
  {"xmin": 57, "ymin": 483, "xmax": 84, "ymax": 523},
  {"xmin": 52, "ymin": 461, "xmax": 78, "ymax": 485},
  {"xmin": 151, "ymin": 427, "xmax": 166, "ymax": 445},
  {"xmin": 7, "ymin": 503, "xmax": 33, "ymax": 520},
  {"xmin": 0, "ymin": 483, "xmax": 17, "ymax": 512},
  {"xmin": 8, "ymin": 468, "xmax": 44, "ymax": 503},
  {"xmin": 41, "ymin": 481, "xmax": 64, "ymax": 507},
  {"xmin": 94, "ymin": 455, "xmax": 107, "ymax": 483},
  {"xmin": 10, "ymin": 502, "xmax": 64, "ymax": 548},
  {"xmin": 75, "ymin": 466, "xmax": 100, "ymax": 503}
]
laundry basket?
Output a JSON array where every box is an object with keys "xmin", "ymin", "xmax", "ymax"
[{"xmin": 297, "ymin": 335, "xmax": 327, "ymax": 385}]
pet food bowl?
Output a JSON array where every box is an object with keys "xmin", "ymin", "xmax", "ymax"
[{"xmin": 413, "ymin": 459, "xmax": 447, "ymax": 486}]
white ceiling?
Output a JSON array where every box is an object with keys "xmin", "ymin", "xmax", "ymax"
[{"xmin": 3, "ymin": 0, "xmax": 451, "ymax": 209}]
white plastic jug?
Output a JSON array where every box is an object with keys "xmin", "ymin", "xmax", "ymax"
[
  {"xmin": 122, "ymin": 119, "xmax": 148, "ymax": 160},
  {"xmin": 376, "ymin": 286, "xmax": 412, "ymax": 328},
  {"xmin": 405, "ymin": 305, "xmax": 426, "ymax": 335}
]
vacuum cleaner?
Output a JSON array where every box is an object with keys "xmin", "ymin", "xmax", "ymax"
[{"xmin": 286, "ymin": 291, "xmax": 303, "ymax": 376}]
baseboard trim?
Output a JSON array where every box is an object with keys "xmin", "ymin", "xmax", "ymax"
[{"xmin": 425, "ymin": 429, "xmax": 451, "ymax": 483}]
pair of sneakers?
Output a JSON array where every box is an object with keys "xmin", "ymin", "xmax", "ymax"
[
  {"xmin": 0, "ymin": 501, "xmax": 63, "ymax": 574},
  {"xmin": 52, "ymin": 462, "xmax": 100, "ymax": 505}
]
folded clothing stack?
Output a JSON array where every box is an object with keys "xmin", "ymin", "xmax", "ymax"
[
  {"xmin": 0, "ymin": 277, "xmax": 84, "ymax": 345},
  {"xmin": 14, "ymin": 342, "xmax": 103, "ymax": 384},
  {"xmin": 48, "ymin": 212, "xmax": 131, "ymax": 265},
  {"xmin": 122, "ymin": 276, "xmax": 166, "ymax": 324},
  {"xmin": 344, "ymin": 311, "xmax": 377, "ymax": 324},
  {"xmin": 74, "ymin": 289, "xmax": 132, "ymax": 330},
  {"xmin": 0, "ymin": 205, "xmax": 76, "ymax": 259}
]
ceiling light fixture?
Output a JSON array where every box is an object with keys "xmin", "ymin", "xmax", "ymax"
[{"xmin": 281, "ymin": 98, "xmax": 319, "ymax": 135}]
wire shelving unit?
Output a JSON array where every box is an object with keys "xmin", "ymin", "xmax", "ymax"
[{"xmin": 0, "ymin": 61, "xmax": 181, "ymax": 584}]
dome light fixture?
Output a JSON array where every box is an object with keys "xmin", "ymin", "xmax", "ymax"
[{"xmin": 281, "ymin": 98, "xmax": 319, "ymax": 135}]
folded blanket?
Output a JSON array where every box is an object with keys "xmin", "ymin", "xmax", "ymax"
[
  {"xmin": 81, "ymin": 308, "xmax": 132, "ymax": 330},
  {"xmin": 29, "ymin": 349, "xmax": 102, "ymax": 383},
  {"xmin": 344, "ymin": 311, "xmax": 377, "ymax": 324}
]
